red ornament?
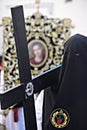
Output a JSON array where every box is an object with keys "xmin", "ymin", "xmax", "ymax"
[{"xmin": 57, "ymin": 119, "xmax": 62, "ymax": 124}]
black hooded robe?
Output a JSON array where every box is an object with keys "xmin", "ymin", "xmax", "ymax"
[{"xmin": 43, "ymin": 34, "xmax": 87, "ymax": 130}]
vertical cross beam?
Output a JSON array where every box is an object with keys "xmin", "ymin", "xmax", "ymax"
[{"xmin": 11, "ymin": 6, "xmax": 37, "ymax": 130}]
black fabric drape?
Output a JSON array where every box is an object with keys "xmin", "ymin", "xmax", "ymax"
[{"xmin": 43, "ymin": 34, "xmax": 87, "ymax": 130}]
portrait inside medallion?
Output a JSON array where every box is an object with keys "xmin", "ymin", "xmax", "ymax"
[{"xmin": 28, "ymin": 40, "xmax": 48, "ymax": 67}]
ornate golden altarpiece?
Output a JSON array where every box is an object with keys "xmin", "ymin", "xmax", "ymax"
[{"xmin": 2, "ymin": 12, "xmax": 73, "ymax": 90}]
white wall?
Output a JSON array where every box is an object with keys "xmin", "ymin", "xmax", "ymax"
[
  {"xmin": 54, "ymin": 0, "xmax": 87, "ymax": 36},
  {"xmin": 0, "ymin": 0, "xmax": 87, "ymax": 54}
]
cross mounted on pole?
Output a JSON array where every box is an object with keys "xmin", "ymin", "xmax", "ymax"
[{"xmin": 0, "ymin": 6, "xmax": 61, "ymax": 130}]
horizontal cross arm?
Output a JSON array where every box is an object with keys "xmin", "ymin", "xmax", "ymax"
[
  {"xmin": 0, "ymin": 65, "xmax": 61, "ymax": 109},
  {"xmin": 0, "ymin": 84, "xmax": 25, "ymax": 109},
  {"xmin": 33, "ymin": 64, "xmax": 61, "ymax": 93}
]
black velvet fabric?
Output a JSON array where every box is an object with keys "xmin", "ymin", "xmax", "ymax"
[{"xmin": 43, "ymin": 34, "xmax": 87, "ymax": 130}]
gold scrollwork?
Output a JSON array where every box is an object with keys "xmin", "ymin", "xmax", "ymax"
[{"xmin": 3, "ymin": 12, "xmax": 73, "ymax": 90}]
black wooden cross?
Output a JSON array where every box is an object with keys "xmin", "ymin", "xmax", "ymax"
[{"xmin": 0, "ymin": 6, "xmax": 61, "ymax": 130}]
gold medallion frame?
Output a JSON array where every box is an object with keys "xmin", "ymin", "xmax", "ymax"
[{"xmin": 28, "ymin": 39, "xmax": 48, "ymax": 68}]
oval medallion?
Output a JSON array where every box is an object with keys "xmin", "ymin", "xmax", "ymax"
[{"xmin": 50, "ymin": 108, "xmax": 70, "ymax": 128}]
